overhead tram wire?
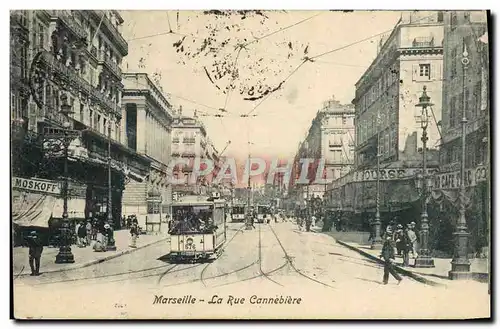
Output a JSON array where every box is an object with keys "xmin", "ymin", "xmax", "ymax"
[
  {"xmin": 243, "ymin": 14, "xmax": 436, "ymax": 118},
  {"xmin": 245, "ymin": 11, "xmax": 324, "ymax": 47}
]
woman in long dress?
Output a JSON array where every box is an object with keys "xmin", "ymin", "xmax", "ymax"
[{"xmin": 130, "ymin": 223, "xmax": 139, "ymax": 248}]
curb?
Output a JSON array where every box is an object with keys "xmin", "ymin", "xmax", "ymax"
[
  {"xmin": 335, "ymin": 239, "xmax": 445, "ymax": 287},
  {"xmin": 15, "ymin": 236, "xmax": 170, "ymax": 278}
]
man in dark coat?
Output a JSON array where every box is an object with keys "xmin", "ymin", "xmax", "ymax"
[
  {"xmin": 380, "ymin": 236, "xmax": 403, "ymax": 285},
  {"xmin": 26, "ymin": 231, "xmax": 43, "ymax": 276}
]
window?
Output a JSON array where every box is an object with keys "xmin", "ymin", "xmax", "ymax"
[
  {"xmin": 103, "ymin": 118, "xmax": 107, "ymax": 134},
  {"xmin": 342, "ymin": 117, "xmax": 347, "ymax": 125},
  {"xmin": 449, "ymin": 96, "xmax": 457, "ymax": 128},
  {"xmin": 437, "ymin": 11, "xmax": 444, "ymax": 22},
  {"xmin": 464, "ymin": 11, "xmax": 470, "ymax": 22},
  {"xmin": 451, "ymin": 13, "xmax": 458, "ymax": 31},
  {"xmin": 451, "ymin": 47, "xmax": 457, "ymax": 78},
  {"xmin": 80, "ymin": 103, "xmax": 84, "ymax": 122},
  {"xmin": 97, "ymin": 114, "xmax": 101, "ymax": 132},
  {"xmin": 89, "ymin": 109, "xmax": 93, "ymax": 127},
  {"xmin": 419, "ymin": 64, "xmax": 431, "ymax": 78},
  {"xmin": 38, "ymin": 23, "xmax": 45, "ymax": 50}
]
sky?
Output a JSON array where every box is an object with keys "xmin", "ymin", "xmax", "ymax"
[{"xmin": 119, "ymin": 10, "xmax": 402, "ymax": 160}]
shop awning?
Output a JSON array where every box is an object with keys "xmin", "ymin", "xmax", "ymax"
[
  {"xmin": 12, "ymin": 191, "xmax": 56, "ymax": 228},
  {"xmin": 12, "ymin": 191, "xmax": 87, "ymax": 227}
]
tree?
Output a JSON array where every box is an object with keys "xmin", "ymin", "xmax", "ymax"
[{"xmin": 172, "ymin": 10, "xmax": 311, "ymax": 103}]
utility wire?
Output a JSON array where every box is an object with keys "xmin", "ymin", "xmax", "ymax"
[
  {"xmin": 245, "ymin": 59, "xmax": 308, "ymax": 116},
  {"xmin": 310, "ymin": 14, "xmax": 434, "ymax": 60},
  {"xmin": 245, "ymin": 12, "xmax": 324, "ymax": 47}
]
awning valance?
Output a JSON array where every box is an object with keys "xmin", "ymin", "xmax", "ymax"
[{"xmin": 12, "ymin": 191, "xmax": 55, "ymax": 228}]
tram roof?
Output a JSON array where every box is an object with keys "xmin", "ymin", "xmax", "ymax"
[{"xmin": 172, "ymin": 195, "xmax": 225, "ymax": 206}]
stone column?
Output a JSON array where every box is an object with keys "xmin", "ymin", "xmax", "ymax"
[{"xmin": 136, "ymin": 104, "xmax": 147, "ymax": 154}]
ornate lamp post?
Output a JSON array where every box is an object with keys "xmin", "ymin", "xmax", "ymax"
[
  {"xmin": 54, "ymin": 94, "xmax": 76, "ymax": 264},
  {"xmin": 371, "ymin": 125, "xmax": 383, "ymax": 249},
  {"xmin": 449, "ymin": 44, "xmax": 472, "ymax": 280},
  {"xmin": 414, "ymin": 86, "xmax": 435, "ymax": 268}
]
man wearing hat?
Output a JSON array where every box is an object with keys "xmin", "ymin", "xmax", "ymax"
[
  {"xmin": 380, "ymin": 235, "xmax": 402, "ymax": 285},
  {"xmin": 393, "ymin": 224, "xmax": 405, "ymax": 256},
  {"xmin": 25, "ymin": 231, "xmax": 43, "ymax": 276}
]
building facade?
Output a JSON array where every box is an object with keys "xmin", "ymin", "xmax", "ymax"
[
  {"xmin": 170, "ymin": 108, "xmax": 219, "ymax": 196},
  {"xmin": 11, "ymin": 10, "xmax": 150, "ymax": 236},
  {"xmin": 121, "ymin": 73, "xmax": 175, "ymax": 231},
  {"xmin": 437, "ymin": 11, "xmax": 489, "ymax": 254},
  {"xmin": 289, "ymin": 98, "xmax": 355, "ymax": 209},
  {"xmin": 325, "ymin": 11, "xmax": 445, "ymax": 232}
]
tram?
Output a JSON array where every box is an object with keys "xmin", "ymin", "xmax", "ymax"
[
  {"xmin": 256, "ymin": 204, "xmax": 271, "ymax": 223},
  {"xmin": 231, "ymin": 203, "xmax": 246, "ymax": 222},
  {"xmin": 168, "ymin": 194, "xmax": 227, "ymax": 262}
]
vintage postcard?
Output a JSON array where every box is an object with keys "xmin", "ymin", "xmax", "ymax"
[{"xmin": 10, "ymin": 9, "xmax": 491, "ymax": 319}]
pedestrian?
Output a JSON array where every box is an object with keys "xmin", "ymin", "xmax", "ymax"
[
  {"xmin": 77, "ymin": 221, "xmax": 87, "ymax": 247},
  {"xmin": 130, "ymin": 223, "xmax": 139, "ymax": 248},
  {"xmin": 402, "ymin": 225, "xmax": 411, "ymax": 267},
  {"xmin": 407, "ymin": 222, "xmax": 418, "ymax": 259},
  {"xmin": 379, "ymin": 236, "xmax": 403, "ymax": 285},
  {"xmin": 25, "ymin": 231, "xmax": 43, "ymax": 276},
  {"xmin": 93, "ymin": 233, "xmax": 106, "ymax": 252},
  {"xmin": 394, "ymin": 224, "xmax": 404, "ymax": 256},
  {"xmin": 104, "ymin": 223, "xmax": 114, "ymax": 249},
  {"xmin": 85, "ymin": 220, "xmax": 92, "ymax": 246}
]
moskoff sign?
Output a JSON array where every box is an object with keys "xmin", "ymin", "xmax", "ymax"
[{"xmin": 12, "ymin": 177, "xmax": 61, "ymax": 195}]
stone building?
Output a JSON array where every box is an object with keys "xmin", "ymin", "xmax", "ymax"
[
  {"xmin": 11, "ymin": 10, "xmax": 150, "ymax": 237},
  {"xmin": 436, "ymin": 11, "xmax": 489, "ymax": 254},
  {"xmin": 326, "ymin": 11, "xmax": 445, "ymax": 231},
  {"xmin": 121, "ymin": 73, "xmax": 175, "ymax": 232},
  {"xmin": 170, "ymin": 108, "xmax": 219, "ymax": 196},
  {"xmin": 289, "ymin": 97, "xmax": 355, "ymax": 208}
]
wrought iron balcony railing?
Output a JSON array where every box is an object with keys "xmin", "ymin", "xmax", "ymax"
[
  {"xmin": 412, "ymin": 36, "xmax": 435, "ymax": 48},
  {"xmin": 98, "ymin": 51, "xmax": 122, "ymax": 78},
  {"xmin": 183, "ymin": 137, "xmax": 196, "ymax": 144},
  {"xmin": 94, "ymin": 10, "xmax": 128, "ymax": 55},
  {"xmin": 58, "ymin": 12, "xmax": 88, "ymax": 41},
  {"xmin": 40, "ymin": 51, "xmax": 119, "ymax": 116}
]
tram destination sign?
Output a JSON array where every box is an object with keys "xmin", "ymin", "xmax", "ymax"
[{"xmin": 12, "ymin": 177, "xmax": 61, "ymax": 195}]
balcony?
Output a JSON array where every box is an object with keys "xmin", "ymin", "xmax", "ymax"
[
  {"xmin": 39, "ymin": 51, "xmax": 119, "ymax": 117},
  {"xmin": 87, "ymin": 45, "xmax": 98, "ymax": 60},
  {"xmin": 172, "ymin": 138, "xmax": 180, "ymax": 143},
  {"xmin": 183, "ymin": 137, "xmax": 196, "ymax": 144},
  {"xmin": 58, "ymin": 11, "xmax": 88, "ymax": 41},
  {"xmin": 412, "ymin": 36, "xmax": 434, "ymax": 48},
  {"xmin": 98, "ymin": 51, "xmax": 122, "ymax": 79},
  {"xmin": 40, "ymin": 51, "xmax": 92, "ymax": 96},
  {"xmin": 93, "ymin": 10, "xmax": 128, "ymax": 56}
]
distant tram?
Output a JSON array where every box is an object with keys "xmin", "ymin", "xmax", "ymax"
[
  {"xmin": 256, "ymin": 204, "xmax": 271, "ymax": 223},
  {"xmin": 168, "ymin": 194, "xmax": 227, "ymax": 262},
  {"xmin": 231, "ymin": 203, "xmax": 246, "ymax": 222}
]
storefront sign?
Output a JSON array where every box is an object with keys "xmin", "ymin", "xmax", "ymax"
[
  {"xmin": 330, "ymin": 167, "xmax": 439, "ymax": 189},
  {"xmin": 12, "ymin": 177, "xmax": 61, "ymax": 195},
  {"xmin": 433, "ymin": 165, "xmax": 487, "ymax": 190}
]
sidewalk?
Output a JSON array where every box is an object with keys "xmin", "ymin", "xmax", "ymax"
[
  {"xmin": 328, "ymin": 236, "xmax": 489, "ymax": 286},
  {"xmin": 13, "ymin": 230, "xmax": 170, "ymax": 277}
]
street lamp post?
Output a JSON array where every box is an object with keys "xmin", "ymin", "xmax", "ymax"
[
  {"xmin": 106, "ymin": 122, "xmax": 116, "ymax": 251},
  {"xmin": 414, "ymin": 86, "xmax": 435, "ymax": 268},
  {"xmin": 55, "ymin": 96, "xmax": 76, "ymax": 264},
  {"xmin": 371, "ymin": 129, "xmax": 383, "ymax": 250},
  {"xmin": 449, "ymin": 45, "xmax": 472, "ymax": 280}
]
